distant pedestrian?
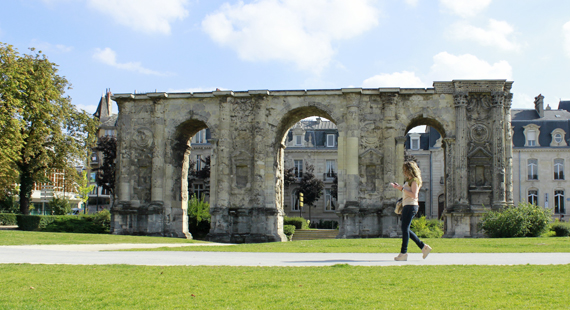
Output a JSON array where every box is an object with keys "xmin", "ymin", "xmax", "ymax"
[{"xmin": 390, "ymin": 161, "xmax": 432, "ymax": 261}]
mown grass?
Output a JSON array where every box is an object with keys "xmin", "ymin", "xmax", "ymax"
[
  {"xmin": 129, "ymin": 236, "xmax": 570, "ymax": 253},
  {"xmin": 1, "ymin": 264, "xmax": 568, "ymax": 309},
  {"xmin": 0, "ymin": 230, "xmax": 203, "ymax": 245}
]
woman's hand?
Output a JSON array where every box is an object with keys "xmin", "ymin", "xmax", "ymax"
[{"xmin": 390, "ymin": 182, "xmax": 403, "ymax": 191}]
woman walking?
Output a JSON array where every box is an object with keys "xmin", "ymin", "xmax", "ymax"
[{"xmin": 390, "ymin": 161, "xmax": 432, "ymax": 261}]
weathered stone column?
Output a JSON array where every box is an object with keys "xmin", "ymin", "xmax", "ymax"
[
  {"xmin": 504, "ymin": 93, "xmax": 514, "ymax": 206},
  {"xmin": 492, "ymin": 91, "xmax": 507, "ymax": 209},
  {"xmin": 395, "ymin": 136, "xmax": 406, "ymax": 182},
  {"xmin": 442, "ymin": 137, "xmax": 455, "ymax": 210},
  {"xmin": 343, "ymin": 89, "xmax": 361, "ymax": 204},
  {"xmin": 454, "ymin": 92, "xmax": 469, "ymax": 210}
]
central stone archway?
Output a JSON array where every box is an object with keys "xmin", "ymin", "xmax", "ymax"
[{"xmin": 110, "ymin": 80, "xmax": 514, "ymax": 241}]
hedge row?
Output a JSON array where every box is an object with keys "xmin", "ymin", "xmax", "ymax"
[
  {"xmin": 0, "ymin": 213, "xmax": 17, "ymax": 225},
  {"xmin": 284, "ymin": 216, "xmax": 309, "ymax": 230},
  {"xmin": 16, "ymin": 210, "xmax": 111, "ymax": 234},
  {"xmin": 551, "ymin": 222, "xmax": 570, "ymax": 237}
]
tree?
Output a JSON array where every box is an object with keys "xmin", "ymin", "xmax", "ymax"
[
  {"xmin": 93, "ymin": 136, "xmax": 117, "ymax": 207},
  {"xmin": 283, "ymin": 167, "xmax": 296, "ymax": 188},
  {"xmin": 0, "ymin": 44, "xmax": 25, "ymax": 195},
  {"xmin": 77, "ymin": 170, "xmax": 95, "ymax": 214},
  {"xmin": 0, "ymin": 43, "xmax": 98, "ymax": 214},
  {"xmin": 299, "ymin": 164, "xmax": 325, "ymax": 224}
]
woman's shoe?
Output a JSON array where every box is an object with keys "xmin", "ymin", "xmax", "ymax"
[
  {"xmin": 394, "ymin": 253, "xmax": 408, "ymax": 261},
  {"xmin": 422, "ymin": 244, "xmax": 432, "ymax": 259}
]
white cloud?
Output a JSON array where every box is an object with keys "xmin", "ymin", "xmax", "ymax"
[
  {"xmin": 512, "ymin": 92, "xmax": 535, "ymax": 110},
  {"xmin": 563, "ymin": 21, "xmax": 570, "ymax": 58},
  {"xmin": 362, "ymin": 71, "xmax": 428, "ymax": 88},
  {"xmin": 202, "ymin": 0, "xmax": 380, "ymax": 73},
  {"xmin": 439, "ymin": 0, "xmax": 491, "ymax": 18},
  {"xmin": 30, "ymin": 40, "xmax": 73, "ymax": 53},
  {"xmin": 404, "ymin": 0, "xmax": 419, "ymax": 7},
  {"xmin": 449, "ymin": 19, "xmax": 521, "ymax": 52},
  {"xmin": 87, "ymin": 0, "xmax": 189, "ymax": 35},
  {"xmin": 429, "ymin": 52, "xmax": 512, "ymax": 80},
  {"xmin": 93, "ymin": 47, "xmax": 166, "ymax": 76}
]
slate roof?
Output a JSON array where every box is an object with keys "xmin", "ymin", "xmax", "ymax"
[
  {"xmin": 511, "ymin": 108, "xmax": 570, "ymax": 147},
  {"xmin": 286, "ymin": 120, "xmax": 338, "ymax": 148}
]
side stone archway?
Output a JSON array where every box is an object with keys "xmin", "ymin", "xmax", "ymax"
[{"xmin": 110, "ymin": 80, "xmax": 513, "ymax": 241}]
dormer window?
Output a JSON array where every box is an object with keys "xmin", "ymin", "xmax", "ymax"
[
  {"xmin": 193, "ymin": 129, "xmax": 207, "ymax": 144},
  {"xmin": 326, "ymin": 134, "xmax": 335, "ymax": 147},
  {"xmin": 409, "ymin": 133, "xmax": 421, "ymax": 150},
  {"xmin": 295, "ymin": 135, "xmax": 303, "ymax": 146},
  {"xmin": 523, "ymin": 124, "xmax": 541, "ymax": 147},
  {"xmin": 550, "ymin": 128, "xmax": 567, "ymax": 147}
]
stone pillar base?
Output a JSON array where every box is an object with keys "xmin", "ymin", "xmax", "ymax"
[
  {"xmin": 207, "ymin": 206, "xmax": 287, "ymax": 243},
  {"xmin": 110, "ymin": 201, "xmax": 182, "ymax": 237},
  {"xmin": 443, "ymin": 211, "xmax": 485, "ymax": 238},
  {"xmin": 337, "ymin": 203, "xmax": 398, "ymax": 238}
]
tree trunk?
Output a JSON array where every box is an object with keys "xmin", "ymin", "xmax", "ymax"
[{"xmin": 18, "ymin": 169, "xmax": 34, "ymax": 215}]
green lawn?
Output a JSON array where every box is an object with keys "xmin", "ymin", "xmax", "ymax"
[
  {"xmin": 2, "ymin": 230, "xmax": 569, "ymax": 253},
  {"xmin": 1, "ymin": 264, "xmax": 568, "ymax": 309},
  {"xmin": 0, "ymin": 230, "xmax": 204, "ymax": 245},
  {"xmin": 127, "ymin": 236, "xmax": 570, "ymax": 253}
]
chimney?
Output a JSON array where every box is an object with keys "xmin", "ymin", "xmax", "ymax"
[
  {"xmin": 106, "ymin": 88, "xmax": 113, "ymax": 115},
  {"xmin": 534, "ymin": 94, "xmax": 544, "ymax": 118}
]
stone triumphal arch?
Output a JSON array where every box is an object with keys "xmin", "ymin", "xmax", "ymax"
[{"xmin": 111, "ymin": 80, "xmax": 514, "ymax": 242}]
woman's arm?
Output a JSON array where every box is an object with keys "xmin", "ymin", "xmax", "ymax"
[{"xmin": 409, "ymin": 180, "xmax": 419, "ymax": 199}]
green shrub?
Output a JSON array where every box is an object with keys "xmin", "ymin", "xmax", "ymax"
[
  {"xmin": 411, "ymin": 216, "xmax": 444, "ymax": 238},
  {"xmin": 284, "ymin": 216, "xmax": 309, "ymax": 230},
  {"xmin": 551, "ymin": 222, "xmax": 570, "ymax": 237},
  {"xmin": 187, "ymin": 195, "xmax": 211, "ymax": 239},
  {"xmin": 0, "ymin": 213, "xmax": 17, "ymax": 225},
  {"xmin": 478, "ymin": 203, "xmax": 551, "ymax": 238},
  {"xmin": 314, "ymin": 220, "xmax": 338, "ymax": 229},
  {"xmin": 16, "ymin": 215, "xmax": 57, "ymax": 231},
  {"xmin": 48, "ymin": 196, "xmax": 71, "ymax": 215},
  {"xmin": 283, "ymin": 225, "xmax": 295, "ymax": 241},
  {"xmin": 0, "ymin": 195, "xmax": 19, "ymax": 213},
  {"xmin": 17, "ymin": 212, "xmax": 111, "ymax": 233}
]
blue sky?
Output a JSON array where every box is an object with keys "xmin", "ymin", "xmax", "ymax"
[{"xmin": 2, "ymin": 0, "xmax": 570, "ymax": 116}]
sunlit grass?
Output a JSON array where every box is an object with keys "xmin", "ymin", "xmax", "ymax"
[
  {"xmin": 1, "ymin": 264, "xmax": 568, "ymax": 309},
  {"xmin": 0, "ymin": 230, "xmax": 203, "ymax": 245}
]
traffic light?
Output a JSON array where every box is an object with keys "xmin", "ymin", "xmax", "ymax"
[{"xmin": 299, "ymin": 192, "xmax": 304, "ymax": 207}]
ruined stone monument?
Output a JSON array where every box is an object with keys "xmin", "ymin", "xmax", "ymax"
[{"xmin": 110, "ymin": 80, "xmax": 513, "ymax": 241}]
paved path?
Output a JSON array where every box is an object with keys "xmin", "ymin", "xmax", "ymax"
[{"xmin": 1, "ymin": 244, "xmax": 569, "ymax": 266}]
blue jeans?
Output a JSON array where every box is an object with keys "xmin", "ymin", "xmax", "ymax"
[{"xmin": 401, "ymin": 205, "xmax": 425, "ymax": 254}]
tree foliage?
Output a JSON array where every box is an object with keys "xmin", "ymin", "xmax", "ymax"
[
  {"xmin": 283, "ymin": 167, "xmax": 296, "ymax": 188},
  {"xmin": 93, "ymin": 136, "xmax": 117, "ymax": 205},
  {"xmin": 0, "ymin": 43, "xmax": 98, "ymax": 214},
  {"xmin": 77, "ymin": 170, "xmax": 95, "ymax": 211},
  {"xmin": 299, "ymin": 164, "xmax": 325, "ymax": 208}
]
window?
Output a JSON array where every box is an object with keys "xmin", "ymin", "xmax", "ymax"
[
  {"xmin": 192, "ymin": 183, "xmax": 204, "ymax": 199},
  {"xmin": 193, "ymin": 129, "xmax": 206, "ymax": 144},
  {"xmin": 554, "ymin": 190, "xmax": 565, "ymax": 214},
  {"xmin": 104, "ymin": 129, "xmax": 114, "ymax": 136},
  {"xmin": 196, "ymin": 155, "xmax": 202, "ymax": 171},
  {"xmin": 291, "ymin": 190, "xmax": 300, "ymax": 211},
  {"xmin": 326, "ymin": 160, "xmax": 336, "ymax": 178},
  {"xmin": 527, "ymin": 159, "xmax": 538, "ymax": 180},
  {"xmin": 554, "ymin": 159, "xmax": 564, "ymax": 180},
  {"xmin": 295, "ymin": 135, "xmax": 303, "ymax": 146},
  {"xmin": 523, "ymin": 124, "xmax": 541, "ymax": 147},
  {"xmin": 294, "ymin": 160, "xmax": 303, "ymax": 178},
  {"xmin": 90, "ymin": 172, "xmax": 96, "ymax": 182},
  {"xmin": 527, "ymin": 130, "xmax": 536, "ymax": 146},
  {"xmin": 325, "ymin": 189, "xmax": 336, "ymax": 211},
  {"xmin": 528, "ymin": 190, "xmax": 538, "ymax": 205},
  {"xmin": 326, "ymin": 134, "xmax": 335, "ymax": 147},
  {"xmin": 550, "ymin": 129, "xmax": 567, "ymax": 146},
  {"xmin": 411, "ymin": 137, "xmax": 420, "ymax": 150}
]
